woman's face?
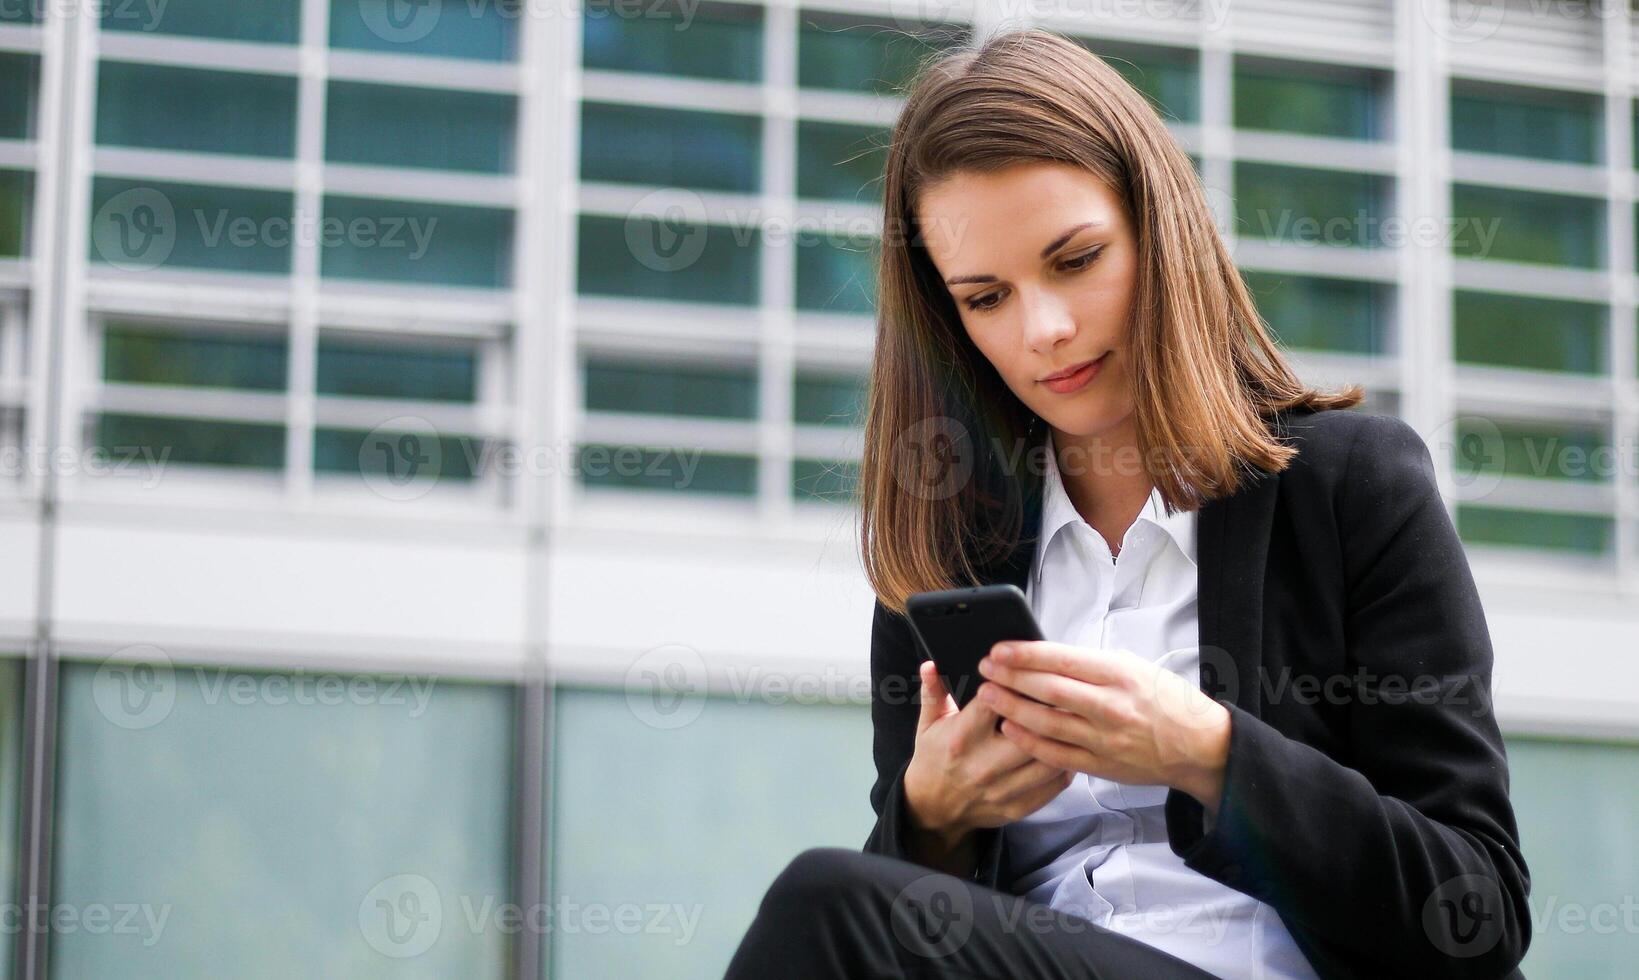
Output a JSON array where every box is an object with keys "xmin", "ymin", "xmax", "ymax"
[{"xmin": 916, "ymin": 161, "xmax": 1139, "ymax": 440}]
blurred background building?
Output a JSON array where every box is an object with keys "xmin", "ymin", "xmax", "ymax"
[{"xmin": 0, "ymin": 0, "xmax": 1635, "ymax": 976}]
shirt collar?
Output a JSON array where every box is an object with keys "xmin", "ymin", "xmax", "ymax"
[{"xmin": 1031, "ymin": 430, "xmax": 1199, "ymax": 590}]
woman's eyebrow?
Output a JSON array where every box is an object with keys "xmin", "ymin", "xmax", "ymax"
[{"xmin": 943, "ymin": 220, "xmax": 1107, "ymax": 285}]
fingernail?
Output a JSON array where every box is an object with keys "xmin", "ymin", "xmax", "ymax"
[
  {"xmin": 993, "ymin": 643, "xmax": 1013, "ymax": 660},
  {"xmin": 977, "ymin": 657, "xmax": 991, "ymax": 675}
]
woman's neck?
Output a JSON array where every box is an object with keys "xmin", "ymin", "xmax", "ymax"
[{"xmin": 1049, "ymin": 414, "xmax": 1155, "ymax": 556}]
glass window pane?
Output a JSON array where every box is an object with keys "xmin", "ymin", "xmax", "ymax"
[
  {"xmin": 0, "ymin": 3, "xmax": 39, "ymax": 23},
  {"xmin": 103, "ymin": 322, "xmax": 288, "ymax": 391},
  {"xmin": 1453, "ymin": 290, "xmax": 1606, "ymax": 375},
  {"xmin": 0, "ymin": 51, "xmax": 40, "ymax": 140},
  {"xmin": 52, "ymin": 661, "xmax": 512, "ymax": 974},
  {"xmin": 103, "ymin": 0, "xmax": 300, "ymax": 43},
  {"xmin": 1242, "ymin": 270, "xmax": 1390, "ymax": 355},
  {"xmin": 329, "ymin": 0, "xmax": 519, "ymax": 61},
  {"xmin": 1234, "ymin": 163, "xmax": 1389, "ymax": 248},
  {"xmin": 96, "ymin": 62, "xmax": 297, "ymax": 158},
  {"xmin": 326, "ymin": 82, "xmax": 516, "ymax": 174},
  {"xmin": 796, "ymin": 232, "xmax": 876, "ymax": 314},
  {"xmin": 1234, "ymin": 57, "xmax": 1386, "ymax": 140},
  {"xmin": 577, "ymin": 444, "xmax": 755, "ymax": 495},
  {"xmin": 577, "ymin": 214, "xmax": 759, "ymax": 305},
  {"xmin": 1079, "ymin": 38, "xmax": 1199, "ymax": 124},
  {"xmin": 1455, "ymin": 417, "xmax": 1610, "ymax": 483},
  {"xmin": 89, "ymin": 177, "xmax": 294, "ymax": 275},
  {"xmin": 1451, "ymin": 184, "xmax": 1603, "ymax": 269},
  {"xmin": 319, "ymin": 196, "xmax": 513, "ymax": 288},
  {"xmin": 584, "ymin": 359, "xmax": 757, "ymax": 419},
  {"xmin": 0, "ymin": 168, "xmax": 31, "ymax": 259},
  {"xmin": 793, "ymin": 457, "xmax": 858, "ymax": 503},
  {"xmin": 1453, "ymin": 79, "xmax": 1600, "ymax": 165},
  {"xmin": 1456, "ymin": 504, "xmax": 1614, "ymax": 555},
  {"xmin": 314, "ymin": 427, "xmax": 481, "ymax": 480},
  {"xmin": 94, "ymin": 414, "xmax": 286, "ymax": 469},
  {"xmin": 797, "ymin": 11, "xmax": 964, "ymax": 95},
  {"xmin": 583, "ymin": 0, "xmax": 762, "ymax": 82},
  {"xmin": 551, "ymin": 690, "xmax": 872, "ymax": 977},
  {"xmin": 796, "ymin": 121, "xmax": 886, "ymax": 202},
  {"xmin": 580, "ymin": 103, "xmax": 760, "ymax": 193},
  {"xmin": 1506, "ymin": 737, "xmax": 1639, "ymax": 975},
  {"xmin": 316, "ymin": 336, "xmax": 478, "ymax": 402},
  {"xmin": 793, "ymin": 371, "xmax": 863, "ymax": 427}
]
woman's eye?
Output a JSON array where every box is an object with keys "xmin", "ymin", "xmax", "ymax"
[
  {"xmin": 965, "ymin": 292, "xmax": 1002, "ymax": 314},
  {"xmin": 1061, "ymin": 247, "xmax": 1103, "ymax": 272}
]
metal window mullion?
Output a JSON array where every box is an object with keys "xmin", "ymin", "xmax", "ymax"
[
  {"xmin": 1604, "ymin": 3, "xmax": 1638, "ymax": 591},
  {"xmin": 758, "ymin": 4, "xmax": 797, "ymax": 523},
  {"xmin": 284, "ymin": 0, "xmax": 329, "ymax": 506}
]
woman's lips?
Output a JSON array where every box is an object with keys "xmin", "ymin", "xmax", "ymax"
[{"xmin": 1039, "ymin": 352, "xmax": 1107, "ymax": 394}]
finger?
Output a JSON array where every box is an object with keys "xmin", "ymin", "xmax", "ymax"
[
  {"xmin": 1000, "ymin": 718, "xmax": 1104, "ymax": 774},
  {"xmin": 915, "ymin": 660, "xmax": 957, "ymax": 735},
  {"xmin": 979, "ymin": 661, "xmax": 1118, "ymax": 720},
  {"xmin": 980, "ymin": 681, "xmax": 1099, "ymax": 749},
  {"xmin": 949, "ymin": 682, "xmax": 1002, "ymax": 743},
  {"xmin": 990, "ymin": 640, "xmax": 1127, "ymax": 686}
]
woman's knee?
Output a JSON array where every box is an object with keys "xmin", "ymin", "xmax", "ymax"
[{"xmin": 761, "ymin": 847, "xmax": 876, "ymax": 913}]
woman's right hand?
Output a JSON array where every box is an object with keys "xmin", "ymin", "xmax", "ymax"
[{"xmin": 902, "ymin": 659, "xmax": 1075, "ymax": 850}]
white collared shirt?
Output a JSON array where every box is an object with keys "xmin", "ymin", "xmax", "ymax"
[{"xmin": 1001, "ymin": 432, "xmax": 1318, "ymax": 979}]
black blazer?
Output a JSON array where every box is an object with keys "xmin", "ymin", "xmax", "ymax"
[{"xmin": 863, "ymin": 406, "xmax": 1531, "ymax": 979}]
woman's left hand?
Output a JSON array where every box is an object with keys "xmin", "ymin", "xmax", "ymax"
[{"xmin": 975, "ymin": 640, "xmax": 1232, "ymax": 816}]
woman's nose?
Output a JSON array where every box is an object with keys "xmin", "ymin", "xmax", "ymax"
[{"xmin": 1021, "ymin": 292, "xmax": 1077, "ymax": 351}]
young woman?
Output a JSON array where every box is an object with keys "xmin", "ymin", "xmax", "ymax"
[{"xmin": 727, "ymin": 27, "xmax": 1529, "ymax": 980}]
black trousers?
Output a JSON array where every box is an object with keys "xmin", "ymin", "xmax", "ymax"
[{"xmin": 724, "ymin": 847, "xmax": 1219, "ymax": 979}]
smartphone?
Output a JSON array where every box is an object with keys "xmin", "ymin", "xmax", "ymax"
[{"xmin": 905, "ymin": 584, "xmax": 1045, "ymax": 710}]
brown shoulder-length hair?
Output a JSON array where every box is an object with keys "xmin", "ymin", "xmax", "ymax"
[{"xmin": 860, "ymin": 27, "xmax": 1363, "ymax": 614}]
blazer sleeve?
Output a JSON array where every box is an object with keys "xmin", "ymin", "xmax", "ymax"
[
  {"xmin": 862, "ymin": 598, "xmax": 1009, "ymax": 888},
  {"xmin": 1163, "ymin": 413, "xmax": 1531, "ymax": 978}
]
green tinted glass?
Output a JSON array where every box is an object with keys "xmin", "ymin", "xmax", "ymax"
[
  {"xmin": 583, "ymin": 0, "xmax": 763, "ymax": 82},
  {"xmin": 88, "ymin": 177, "xmax": 294, "ymax": 274},
  {"xmin": 316, "ymin": 337, "xmax": 478, "ymax": 402},
  {"xmin": 103, "ymin": 324, "xmax": 288, "ymax": 391},
  {"xmin": 329, "ymin": 0, "xmax": 519, "ymax": 60},
  {"xmin": 796, "ymin": 121, "xmax": 887, "ymax": 202},
  {"xmin": 102, "ymin": 0, "xmax": 298, "ymax": 41},
  {"xmin": 96, "ymin": 62, "xmax": 298, "ymax": 158},
  {"xmin": 1234, "ymin": 163, "xmax": 1388, "ymax": 247},
  {"xmin": 314, "ymin": 427, "xmax": 481, "ymax": 479},
  {"xmin": 1452, "ymin": 184, "xmax": 1602, "ymax": 268},
  {"xmin": 0, "ymin": 52, "xmax": 39, "ymax": 140},
  {"xmin": 797, "ymin": 11, "xmax": 963, "ymax": 95},
  {"xmin": 793, "ymin": 372, "xmax": 864, "ymax": 427},
  {"xmin": 1235, "ymin": 57, "xmax": 1385, "ymax": 140},
  {"xmin": 1242, "ymin": 270, "xmax": 1389, "ymax": 354},
  {"xmin": 796, "ymin": 233, "xmax": 876, "ymax": 314},
  {"xmin": 1453, "ymin": 290, "xmax": 1605, "ymax": 375},
  {"xmin": 95, "ymin": 414, "xmax": 286, "ymax": 469},
  {"xmin": 793, "ymin": 457, "xmax": 859, "ymax": 503},
  {"xmin": 581, "ymin": 102, "xmax": 760, "ymax": 193},
  {"xmin": 1456, "ymin": 504, "xmax": 1614, "ymax": 555},
  {"xmin": 578, "ymin": 214, "xmax": 760, "ymax": 305},
  {"xmin": 1455, "ymin": 417, "xmax": 1610, "ymax": 483},
  {"xmin": 577, "ymin": 444, "xmax": 755, "ymax": 494},
  {"xmin": 326, "ymin": 82, "xmax": 516, "ymax": 173},
  {"xmin": 1453, "ymin": 79, "xmax": 1600, "ymax": 164},
  {"xmin": 0, "ymin": 168, "xmax": 30, "ymax": 258},
  {"xmin": 584, "ymin": 360, "xmax": 757, "ymax": 419},
  {"xmin": 320, "ymin": 196, "xmax": 513, "ymax": 288}
]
